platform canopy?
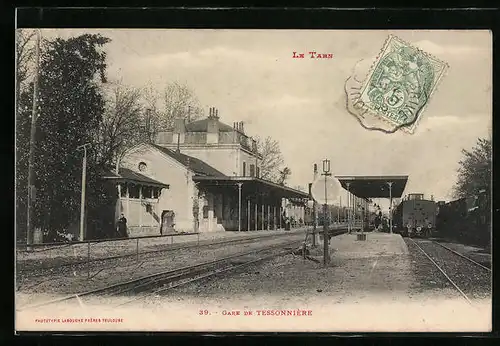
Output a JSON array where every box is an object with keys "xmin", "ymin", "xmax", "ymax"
[
  {"xmin": 335, "ymin": 175, "xmax": 408, "ymax": 199},
  {"xmin": 192, "ymin": 176, "xmax": 309, "ymax": 200}
]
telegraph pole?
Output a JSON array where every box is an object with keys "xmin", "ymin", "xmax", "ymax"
[
  {"xmin": 26, "ymin": 29, "xmax": 41, "ymax": 247},
  {"xmin": 321, "ymin": 159, "xmax": 331, "ymax": 266},
  {"xmin": 311, "ymin": 164, "xmax": 318, "ymax": 247},
  {"xmin": 237, "ymin": 183, "xmax": 243, "ymax": 232},
  {"xmin": 77, "ymin": 143, "xmax": 91, "ymax": 241},
  {"xmin": 388, "ymin": 181, "xmax": 393, "ymax": 234}
]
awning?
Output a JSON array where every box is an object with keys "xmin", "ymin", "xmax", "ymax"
[
  {"xmin": 335, "ymin": 175, "xmax": 408, "ymax": 199},
  {"xmin": 192, "ymin": 176, "xmax": 309, "ymax": 200},
  {"xmin": 102, "ymin": 168, "xmax": 169, "ymax": 189}
]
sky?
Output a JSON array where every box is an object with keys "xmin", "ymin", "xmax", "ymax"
[{"xmin": 39, "ymin": 29, "xmax": 492, "ymax": 206}]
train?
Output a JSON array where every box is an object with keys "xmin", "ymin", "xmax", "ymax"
[
  {"xmin": 435, "ymin": 190, "xmax": 490, "ymax": 247},
  {"xmin": 391, "ymin": 189, "xmax": 490, "ymax": 245},
  {"xmin": 392, "ymin": 193, "xmax": 437, "ymax": 238}
]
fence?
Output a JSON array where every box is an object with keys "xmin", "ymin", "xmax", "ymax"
[
  {"xmin": 16, "ymin": 231, "xmax": 200, "ymax": 251},
  {"xmin": 16, "ymin": 228, "xmax": 313, "ymax": 280},
  {"xmin": 16, "ymin": 223, "xmax": 364, "ymax": 287}
]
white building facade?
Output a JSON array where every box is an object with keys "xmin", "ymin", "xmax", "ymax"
[{"xmin": 117, "ymin": 109, "xmax": 308, "ymax": 236}]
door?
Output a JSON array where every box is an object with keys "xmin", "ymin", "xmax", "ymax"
[{"xmin": 161, "ymin": 210, "xmax": 175, "ymax": 234}]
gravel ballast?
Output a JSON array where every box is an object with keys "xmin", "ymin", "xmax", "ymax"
[
  {"xmin": 407, "ymin": 238, "xmax": 491, "ymax": 300},
  {"xmin": 17, "ymin": 229, "xmax": 307, "ymax": 271},
  {"xmin": 16, "ymin": 233, "xmax": 307, "ymax": 297}
]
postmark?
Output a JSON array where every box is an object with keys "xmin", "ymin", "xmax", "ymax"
[
  {"xmin": 344, "ymin": 58, "xmax": 402, "ymax": 134},
  {"xmin": 358, "ymin": 35, "xmax": 448, "ymax": 134}
]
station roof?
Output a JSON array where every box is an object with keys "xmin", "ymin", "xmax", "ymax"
[
  {"xmin": 192, "ymin": 176, "xmax": 309, "ymax": 200},
  {"xmin": 152, "ymin": 144, "xmax": 227, "ymax": 177},
  {"xmin": 335, "ymin": 175, "xmax": 408, "ymax": 199},
  {"xmin": 102, "ymin": 168, "xmax": 169, "ymax": 188}
]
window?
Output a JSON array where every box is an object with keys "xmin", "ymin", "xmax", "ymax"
[
  {"xmin": 128, "ymin": 184, "xmax": 140, "ymax": 199},
  {"xmin": 138, "ymin": 162, "xmax": 148, "ymax": 172},
  {"xmin": 256, "ymin": 167, "xmax": 260, "ymax": 178},
  {"xmin": 152, "ymin": 188, "xmax": 160, "ymax": 198},
  {"xmin": 120, "ymin": 184, "xmax": 128, "ymax": 197},
  {"xmin": 250, "ymin": 164, "xmax": 255, "ymax": 177},
  {"xmin": 242, "ymin": 162, "xmax": 246, "ymax": 176},
  {"xmin": 142, "ymin": 186, "xmax": 152, "ymax": 199}
]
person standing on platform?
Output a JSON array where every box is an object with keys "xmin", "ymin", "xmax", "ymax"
[
  {"xmin": 374, "ymin": 214, "xmax": 381, "ymax": 231},
  {"xmin": 117, "ymin": 213, "xmax": 128, "ymax": 238}
]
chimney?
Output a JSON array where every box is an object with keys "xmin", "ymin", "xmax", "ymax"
[
  {"xmin": 207, "ymin": 107, "xmax": 219, "ymax": 144},
  {"xmin": 208, "ymin": 106, "xmax": 220, "ymax": 119},
  {"xmin": 239, "ymin": 121, "xmax": 245, "ymax": 133},
  {"xmin": 174, "ymin": 115, "xmax": 186, "ymax": 150}
]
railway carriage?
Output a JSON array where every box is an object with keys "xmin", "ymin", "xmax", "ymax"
[
  {"xmin": 392, "ymin": 193, "xmax": 437, "ymax": 238},
  {"xmin": 435, "ymin": 190, "xmax": 490, "ymax": 246}
]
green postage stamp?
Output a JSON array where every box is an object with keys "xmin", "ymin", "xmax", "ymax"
[{"xmin": 358, "ymin": 35, "xmax": 448, "ymax": 133}]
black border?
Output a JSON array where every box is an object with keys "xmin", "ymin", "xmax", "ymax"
[
  {"xmin": 12, "ymin": 7, "xmax": 500, "ymax": 29},
  {"xmin": 6, "ymin": 6, "xmax": 500, "ymax": 343}
]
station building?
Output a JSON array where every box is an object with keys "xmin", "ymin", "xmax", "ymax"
[{"xmin": 108, "ymin": 108, "xmax": 308, "ymax": 237}]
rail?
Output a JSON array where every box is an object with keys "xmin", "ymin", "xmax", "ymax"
[
  {"xmin": 17, "ymin": 228, "xmax": 309, "ymax": 277},
  {"xmin": 433, "ymin": 240, "xmax": 491, "ymax": 272},
  {"xmin": 408, "ymin": 237, "xmax": 491, "ymax": 305},
  {"xmin": 17, "ymin": 222, "xmax": 357, "ymax": 250},
  {"xmin": 16, "ymin": 231, "xmax": 200, "ymax": 250},
  {"xmin": 408, "ymin": 237, "xmax": 472, "ymax": 304},
  {"xmin": 17, "ymin": 239, "xmax": 306, "ymax": 311},
  {"xmin": 19, "ymin": 230, "xmax": 349, "ymax": 311}
]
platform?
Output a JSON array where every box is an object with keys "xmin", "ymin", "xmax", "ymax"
[{"xmin": 329, "ymin": 232, "xmax": 409, "ymax": 258}]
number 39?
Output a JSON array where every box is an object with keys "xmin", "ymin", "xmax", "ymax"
[{"xmin": 199, "ymin": 310, "xmax": 209, "ymax": 315}]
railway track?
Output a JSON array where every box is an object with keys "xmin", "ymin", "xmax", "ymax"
[
  {"xmin": 432, "ymin": 240, "xmax": 491, "ymax": 271},
  {"xmin": 18, "ymin": 229, "xmax": 347, "ymax": 311},
  {"xmin": 17, "ymin": 240, "xmax": 304, "ymax": 311},
  {"xmin": 17, "ymin": 230, "xmax": 307, "ymax": 277},
  {"xmin": 408, "ymin": 237, "xmax": 491, "ymax": 304}
]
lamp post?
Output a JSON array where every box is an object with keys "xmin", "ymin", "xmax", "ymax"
[
  {"xmin": 312, "ymin": 164, "xmax": 318, "ymax": 247},
  {"xmin": 387, "ymin": 181, "xmax": 393, "ymax": 234},
  {"xmin": 237, "ymin": 183, "xmax": 243, "ymax": 232},
  {"xmin": 77, "ymin": 143, "xmax": 91, "ymax": 241},
  {"xmin": 321, "ymin": 159, "xmax": 331, "ymax": 266},
  {"xmin": 360, "ymin": 200, "xmax": 364, "ymax": 234},
  {"xmin": 346, "ymin": 182, "xmax": 351, "ymax": 233}
]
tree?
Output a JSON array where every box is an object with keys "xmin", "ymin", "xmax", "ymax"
[
  {"xmin": 15, "ymin": 29, "xmax": 36, "ymax": 110},
  {"xmin": 16, "ymin": 33, "xmax": 112, "ymax": 242},
  {"xmin": 278, "ymin": 167, "xmax": 292, "ymax": 186},
  {"xmin": 453, "ymin": 137, "xmax": 492, "ymax": 199},
  {"xmin": 162, "ymin": 81, "xmax": 204, "ymax": 128},
  {"xmin": 95, "ymin": 80, "xmax": 144, "ymax": 170},
  {"xmin": 255, "ymin": 136, "xmax": 286, "ymax": 183},
  {"xmin": 140, "ymin": 81, "xmax": 167, "ymax": 143}
]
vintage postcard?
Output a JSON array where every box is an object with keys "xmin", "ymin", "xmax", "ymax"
[{"xmin": 15, "ymin": 29, "xmax": 492, "ymax": 333}]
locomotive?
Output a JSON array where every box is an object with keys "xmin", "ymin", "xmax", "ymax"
[{"xmin": 392, "ymin": 193, "xmax": 438, "ymax": 238}]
